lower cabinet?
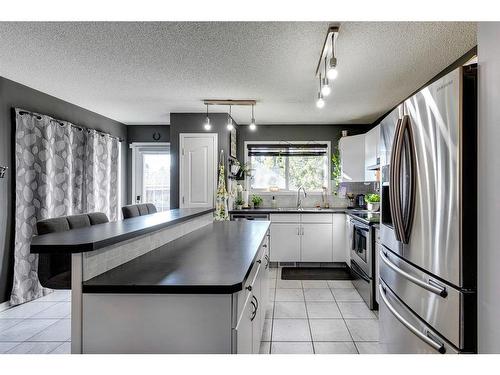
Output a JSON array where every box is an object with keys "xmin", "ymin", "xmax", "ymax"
[
  {"xmin": 269, "ymin": 213, "xmax": 346, "ymax": 263},
  {"xmin": 234, "ymin": 237, "xmax": 270, "ymax": 354},
  {"xmin": 301, "ymin": 223, "xmax": 333, "ymax": 262},
  {"xmin": 270, "ymin": 223, "xmax": 300, "ymax": 261}
]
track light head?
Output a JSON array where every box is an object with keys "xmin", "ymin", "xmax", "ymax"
[
  {"xmin": 327, "ymin": 57, "xmax": 338, "ymax": 80},
  {"xmin": 316, "ymin": 92, "xmax": 325, "ymax": 109}
]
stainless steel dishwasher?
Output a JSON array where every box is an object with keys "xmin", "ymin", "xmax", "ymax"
[{"xmin": 229, "ymin": 213, "xmax": 270, "ymax": 221}]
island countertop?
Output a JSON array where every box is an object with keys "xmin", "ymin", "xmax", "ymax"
[
  {"xmin": 30, "ymin": 208, "xmax": 214, "ymax": 254},
  {"xmin": 82, "ymin": 221, "xmax": 270, "ymax": 294}
]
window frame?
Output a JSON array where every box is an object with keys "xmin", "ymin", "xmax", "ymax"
[
  {"xmin": 244, "ymin": 140, "xmax": 331, "ymax": 195},
  {"xmin": 130, "ymin": 142, "xmax": 171, "ymax": 209}
]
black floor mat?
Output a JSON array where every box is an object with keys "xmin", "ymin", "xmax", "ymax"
[{"xmin": 281, "ymin": 267, "xmax": 352, "ymax": 280}]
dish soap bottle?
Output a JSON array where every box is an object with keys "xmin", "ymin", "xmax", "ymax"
[{"xmin": 271, "ymin": 196, "xmax": 278, "ymax": 209}]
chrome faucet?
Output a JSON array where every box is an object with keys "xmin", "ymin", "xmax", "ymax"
[{"xmin": 296, "ymin": 186, "xmax": 307, "ymax": 209}]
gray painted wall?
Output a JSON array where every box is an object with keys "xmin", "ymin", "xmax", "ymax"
[
  {"xmin": 478, "ymin": 22, "xmax": 500, "ymax": 353},
  {"xmin": 126, "ymin": 125, "xmax": 170, "ymax": 204},
  {"xmin": 169, "ymin": 113, "xmax": 237, "ymax": 209},
  {"xmin": 0, "ymin": 76, "xmax": 128, "ymax": 303},
  {"xmin": 237, "ymin": 124, "xmax": 373, "ymax": 162}
]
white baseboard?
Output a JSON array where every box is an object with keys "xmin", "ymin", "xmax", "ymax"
[{"xmin": 0, "ymin": 300, "xmax": 11, "ymax": 312}]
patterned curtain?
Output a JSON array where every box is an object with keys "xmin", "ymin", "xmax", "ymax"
[
  {"xmin": 84, "ymin": 130, "xmax": 120, "ymax": 222},
  {"xmin": 11, "ymin": 108, "xmax": 121, "ymax": 305}
]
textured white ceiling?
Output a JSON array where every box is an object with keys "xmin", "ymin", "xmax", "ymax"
[{"xmin": 0, "ymin": 22, "xmax": 476, "ymax": 125}]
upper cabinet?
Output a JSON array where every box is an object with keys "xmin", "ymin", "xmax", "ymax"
[
  {"xmin": 339, "ymin": 134, "xmax": 365, "ymax": 182},
  {"xmin": 364, "ymin": 125, "xmax": 381, "ymax": 181}
]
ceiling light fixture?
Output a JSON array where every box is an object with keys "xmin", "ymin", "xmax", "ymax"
[
  {"xmin": 249, "ymin": 104, "xmax": 256, "ymax": 131},
  {"xmin": 315, "ymin": 24, "xmax": 340, "ymax": 106},
  {"xmin": 227, "ymin": 105, "xmax": 234, "ymax": 131},
  {"xmin": 321, "ymin": 56, "xmax": 332, "ymax": 96},
  {"xmin": 316, "ymin": 74, "xmax": 325, "ymax": 109},
  {"xmin": 326, "ymin": 31, "xmax": 339, "ymax": 80},
  {"xmin": 204, "ymin": 104, "xmax": 211, "ymax": 130}
]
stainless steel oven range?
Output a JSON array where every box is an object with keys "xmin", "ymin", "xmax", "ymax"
[{"xmin": 350, "ymin": 217, "xmax": 377, "ymax": 310}]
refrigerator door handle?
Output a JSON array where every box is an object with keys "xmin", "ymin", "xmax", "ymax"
[
  {"xmin": 379, "ymin": 284, "xmax": 446, "ymax": 354},
  {"xmin": 400, "ymin": 115, "xmax": 417, "ymax": 244},
  {"xmin": 389, "ymin": 118, "xmax": 403, "ymax": 241},
  {"xmin": 380, "ymin": 250, "xmax": 448, "ymax": 298},
  {"xmin": 392, "ymin": 118, "xmax": 406, "ymax": 242}
]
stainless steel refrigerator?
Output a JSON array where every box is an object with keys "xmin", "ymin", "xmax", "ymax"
[{"xmin": 379, "ymin": 65, "xmax": 477, "ymax": 354}]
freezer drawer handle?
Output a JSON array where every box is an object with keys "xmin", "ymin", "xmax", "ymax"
[
  {"xmin": 379, "ymin": 284, "xmax": 446, "ymax": 354},
  {"xmin": 380, "ymin": 250, "xmax": 448, "ymax": 298}
]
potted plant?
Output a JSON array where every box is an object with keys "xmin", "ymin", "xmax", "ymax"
[
  {"xmin": 235, "ymin": 197, "xmax": 244, "ymax": 210},
  {"xmin": 251, "ymin": 194, "xmax": 263, "ymax": 209},
  {"xmin": 365, "ymin": 193, "xmax": 381, "ymax": 212},
  {"xmin": 331, "ymin": 149, "xmax": 341, "ymax": 195}
]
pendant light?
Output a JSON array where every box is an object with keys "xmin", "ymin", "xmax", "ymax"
[
  {"xmin": 249, "ymin": 104, "xmax": 256, "ymax": 131},
  {"xmin": 316, "ymin": 74, "xmax": 325, "ymax": 109},
  {"xmin": 227, "ymin": 105, "xmax": 234, "ymax": 131},
  {"xmin": 321, "ymin": 56, "xmax": 331, "ymax": 96},
  {"xmin": 204, "ymin": 104, "xmax": 211, "ymax": 130},
  {"xmin": 326, "ymin": 33, "xmax": 338, "ymax": 80}
]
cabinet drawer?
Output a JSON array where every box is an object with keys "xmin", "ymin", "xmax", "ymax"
[
  {"xmin": 270, "ymin": 213, "xmax": 300, "ymax": 223},
  {"xmin": 300, "ymin": 213, "xmax": 333, "ymax": 223}
]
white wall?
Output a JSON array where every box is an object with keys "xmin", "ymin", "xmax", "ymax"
[{"xmin": 477, "ymin": 22, "xmax": 500, "ymax": 353}]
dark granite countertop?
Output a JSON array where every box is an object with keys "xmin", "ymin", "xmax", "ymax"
[
  {"xmin": 82, "ymin": 221, "xmax": 270, "ymax": 294},
  {"xmin": 30, "ymin": 208, "xmax": 214, "ymax": 254},
  {"xmin": 229, "ymin": 207, "xmax": 348, "ymax": 214}
]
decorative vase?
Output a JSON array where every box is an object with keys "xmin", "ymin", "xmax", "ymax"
[
  {"xmin": 368, "ymin": 202, "xmax": 380, "ymax": 212},
  {"xmin": 236, "ymin": 205, "xmax": 243, "ymax": 210}
]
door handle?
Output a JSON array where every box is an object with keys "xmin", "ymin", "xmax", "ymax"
[
  {"xmin": 379, "ymin": 284, "xmax": 446, "ymax": 354},
  {"xmin": 380, "ymin": 250, "xmax": 447, "ymax": 298},
  {"xmin": 400, "ymin": 115, "xmax": 416, "ymax": 244},
  {"xmin": 392, "ymin": 118, "xmax": 406, "ymax": 242}
]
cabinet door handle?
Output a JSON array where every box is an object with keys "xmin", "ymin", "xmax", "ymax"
[{"xmin": 297, "ymin": 227, "xmax": 300, "ymax": 235}]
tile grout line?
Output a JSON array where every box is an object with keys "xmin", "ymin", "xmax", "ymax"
[
  {"xmin": 302, "ymin": 280, "xmax": 315, "ymax": 354},
  {"xmin": 268, "ymin": 269, "xmax": 278, "ymax": 354},
  {"xmin": 329, "ymin": 285, "xmax": 359, "ymax": 354}
]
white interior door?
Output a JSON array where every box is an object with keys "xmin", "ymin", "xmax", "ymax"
[{"xmin": 179, "ymin": 133, "xmax": 217, "ymax": 208}]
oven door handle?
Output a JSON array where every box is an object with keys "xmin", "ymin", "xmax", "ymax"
[
  {"xmin": 350, "ymin": 260, "xmax": 370, "ymax": 283},
  {"xmin": 380, "ymin": 250, "xmax": 448, "ymax": 298},
  {"xmin": 379, "ymin": 284, "xmax": 446, "ymax": 354}
]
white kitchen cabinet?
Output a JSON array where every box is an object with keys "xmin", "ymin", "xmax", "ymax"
[
  {"xmin": 339, "ymin": 134, "xmax": 365, "ymax": 182},
  {"xmin": 364, "ymin": 125, "xmax": 380, "ymax": 181},
  {"xmin": 270, "ymin": 223, "xmax": 301, "ymax": 262},
  {"xmin": 332, "ymin": 214, "xmax": 346, "ymax": 263},
  {"xmin": 235, "ymin": 292, "xmax": 253, "ymax": 354},
  {"xmin": 301, "ymin": 223, "xmax": 333, "ymax": 262},
  {"xmin": 270, "ymin": 214, "xmax": 346, "ymax": 263}
]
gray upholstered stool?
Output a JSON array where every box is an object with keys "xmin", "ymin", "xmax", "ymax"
[
  {"xmin": 122, "ymin": 203, "xmax": 157, "ymax": 219},
  {"xmin": 36, "ymin": 212, "xmax": 109, "ymax": 290}
]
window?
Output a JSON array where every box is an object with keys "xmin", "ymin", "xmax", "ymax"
[
  {"xmin": 131, "ymin": 143, "xmax": 171, "ymax": 211},
  {"xmin": 142, "ymin": 153, "xmax": 170, "ymax": 211},
  {"xmin": 246, "ymin": 142, "xmax": 330, "ymax": 193}
]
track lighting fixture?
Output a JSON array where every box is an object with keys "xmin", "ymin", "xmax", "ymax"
[
  {"xmin": 321, "ymin": 56, "xmax": 331, "ymax": 96},
  {"xmin": 227, "ymin": 105, "xmax": 234, "ymax": 131},
  {"xmin": 249, "ymin": 104, "xmax": 256, "ymax": 131},
  {"xmin": 314, "ymin": 25, "xmax": 340, "ymax": 106},
  {"xmin": 202, "ymin": 99, "xmax": 257, "ymax": 131},
  {"xmin": 326, "ymin": 33, "xmax": 338, "ymax": 80},
  {"xmin": 316, "ymin": 74, "xmax": 325, "ymax": 108},
  {"xmin": 204, "ymin": 104, "xmax": 211, "ymax": 130}
]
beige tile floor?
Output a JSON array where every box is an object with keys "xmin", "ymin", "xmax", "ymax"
[
  {"xmin": 0, "ymin": 290, "xmax": 71, "ymax": 354},
  {"xmin": 261, "ymin": 267, "xmax": 382, "ymax": 354},
  {"xmin": 0, "ymin": 268, "xmax": 382, "ymax": 354}
]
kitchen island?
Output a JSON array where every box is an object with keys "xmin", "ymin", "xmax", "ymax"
[{"xmin": 81, "ymin": 221, "xmax": 270, "ymax": 354}]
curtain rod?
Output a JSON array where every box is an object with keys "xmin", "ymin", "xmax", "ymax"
[{"xmin": 18, "ymin": 110, "xmax": 124, "ymax": 142}]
